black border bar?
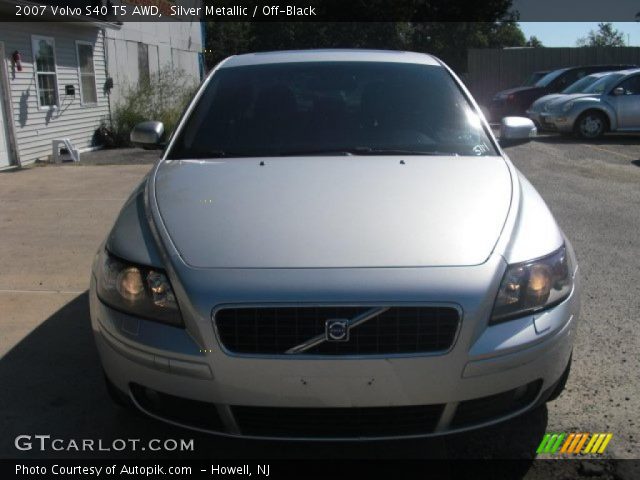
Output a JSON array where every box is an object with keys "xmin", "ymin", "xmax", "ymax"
[
  {"xmin": 4, "ymin": 459, "xmax": 639, "ymax": 480},
  {"xmin": 1, "ymin": 0, "xmax": 640, "ymax": 22}
]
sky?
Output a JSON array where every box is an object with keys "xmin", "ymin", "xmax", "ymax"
[{"xmin": 520, "ymin": 22, "xmax": 640, "ymax": 47}]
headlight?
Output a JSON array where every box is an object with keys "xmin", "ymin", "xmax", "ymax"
[
  {"xmin": 562, "ymin": 101, "xmax": 575, "ymax": 112},
  {"xmin": 490, "ymin": 246, "xmax": 572, "ymax": 325},
  {"xmin": 96, "ymin": 251, "xmax": 183, "ymax": 327}
]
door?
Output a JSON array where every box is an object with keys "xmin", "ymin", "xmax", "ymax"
[
  {"xmin": 609, "ymin": 75, "xmax": 640, "ymax": 130},
  {"xmin": 0, "ymin": 42, "xmax": 11, "ymax": 167}
]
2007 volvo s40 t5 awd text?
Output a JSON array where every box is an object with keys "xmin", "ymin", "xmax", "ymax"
[{"xmin": 90, "ymin": 50, "xmax": 580, "ymax": 440}]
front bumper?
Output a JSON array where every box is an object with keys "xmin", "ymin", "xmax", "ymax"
[
  {"xmin": 489, "ymin": 100, "xmax": 516, "ymax": 122},
  {"xmin": 539, "ymin": 113, "xmax": 575, "ymax": 132},
  {"xmin": 489, "ymin": 99, "xmax": 529, "ymax": 122},
  {"xmin": 526, "ymin": 110, "xmax": 542, "ymax": 127},
  {"xmin": 90, "ymin": 268, "xmax": 579, "ymax": 440}
]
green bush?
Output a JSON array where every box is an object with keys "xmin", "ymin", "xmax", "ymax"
[{"xmin": 111, "ymin": 67, "xmax": 198, "ymax": 147}]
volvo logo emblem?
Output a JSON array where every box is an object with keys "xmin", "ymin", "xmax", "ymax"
[{"xmin": 325, "ymin": 319, "xmax": 350, "ymax": 342}]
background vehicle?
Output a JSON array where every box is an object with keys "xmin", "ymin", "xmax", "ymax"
[
  {"xmin": 539, "ymin": 68, "xmax": 640, "ymax": 138},
  {"xmin": 527, "ymin": 71, "xmax": 615, "ymax": 127},
  {"xmin": 521, "ymin": 70, "xmax": 550, "ymax": 87},
  {"xmin": 90, "ymin": 50, "xmax": 579, "ymax": 440},
  {"xmin": 489, "ymin": 64, "xmax": 636, "ymax": 121}
]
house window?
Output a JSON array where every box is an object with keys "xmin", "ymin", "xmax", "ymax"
[
  {"xmin": 138, "ymin": 42, "xmax": 150, "ymax": 86},
  {"xmin": 31, "ymin": 35, "xmax": 58, "ymax": 108},
  {"xmin": 76, "ymin": 42, "xmax": 97, "ymax": 105}
]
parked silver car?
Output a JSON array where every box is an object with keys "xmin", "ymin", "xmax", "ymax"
[
  {"xmin": 90, "ymin": 50, "xmax": 579, "ymax": 440},
  {"xmin": 527, "ymin": 71, "xmax": 614, "ymax": 126},
  {"xmin": 539, "ymin": 68, "xmax": 640, "ymax": 138}
]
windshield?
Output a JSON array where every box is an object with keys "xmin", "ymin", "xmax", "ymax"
[
  {"xmin": 584, "ymin": 72, "xmax": 626, "ymax": 94},
  {"xmin": 522, "ymin": 71, "xmax": 547, "ymax": 87},
  {"xmin": 535, "ymin": 69, "xmax": 568, "ymax": 87},
  {"xmin": 168, "ymin": 61, "xmax": 497, "ymax": 159},
  {"xmin": 562, "ymin": 74, "xmax": 602, "ymax": 94}
]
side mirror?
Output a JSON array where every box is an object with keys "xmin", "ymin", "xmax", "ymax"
[
  {"xmin": 499, "ymin": 116, "xmax": 537, "ymax": 147},
  {"xmin": 612, "ymin": 87, "xmax": 625, "ymax": 96},
  {"xmin": 130, "ymin": 121, "xmax": 164, "ymax": 149}
]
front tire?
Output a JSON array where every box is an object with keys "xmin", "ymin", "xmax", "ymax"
[{"xmin": 575, "ymin": 111, "xmax": 607, "ymax": 139}]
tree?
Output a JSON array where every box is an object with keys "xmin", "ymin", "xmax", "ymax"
[
  {"xmin": 526, "ymin": 35, "xmax": 543, "ymax": 47},
  {"xmin": 204, "ymin": 1, "xmax": 527, "ymax": 74},
  {"xmin": 576, "ymin": 22, "xmax": 626, "ymax": 47}
]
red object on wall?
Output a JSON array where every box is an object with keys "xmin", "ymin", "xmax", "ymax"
[{"xmin": 12, "ymin": 51, "xmax": 22, "ymax": 72}]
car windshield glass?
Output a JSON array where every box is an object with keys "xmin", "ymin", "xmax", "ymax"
[
  {"xmin": 584, "ymin": 73, "xmax": 626, "ymax": 94},
  {"xmin": 522, "ymin": 71, "xmax": 547, "ymax": 86},
  {"xmin": 168, "ymin": 61, "xmax": 497, "ymax": 159},
  {"xmin": 562, "ymin": 74, "xmax": 602, "ymax": 94},
  {"xmin": 535, "ymin": 69, "xmax": 568, "ymax": 87}
]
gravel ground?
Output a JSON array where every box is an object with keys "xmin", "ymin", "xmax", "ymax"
[
  {"xmin": 506, "ymin": 134, "xmax": 640, "ymax": 463},
  {"xmin": 41, "ymin": 147, "xmax": 161, "ymax": 166},
  {"xmin": 0, "ymin": 139, "xmax": 638, "ymax": 477}
]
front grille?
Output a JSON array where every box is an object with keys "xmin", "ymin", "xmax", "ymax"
[
  {"xmin": 214, "ymin": 306, "xmax": 459, "ymax": 355},
  {"xmin": 450, "ymin": 380, "xmax": 542, "ymax": 428},
  {"xmin": 232, "ymin": 404, "xmax": 445, "ymax": 438}
]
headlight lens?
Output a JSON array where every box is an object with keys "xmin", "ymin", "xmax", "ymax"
[
  {"xmin": 97, "ymin": 251, "xmax": 183, "ymax": 327},
  {"xmin": 490, "ymin": 246, "xmax": 572, "ymax": 325},
  {"xmin": 562, "ymin": 101, "xmax": 575, "ymax": 112}
]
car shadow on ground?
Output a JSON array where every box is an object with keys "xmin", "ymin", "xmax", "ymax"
[{"xmin": 0, "ymin": 293, "xmax": 546, "ymax": 472}]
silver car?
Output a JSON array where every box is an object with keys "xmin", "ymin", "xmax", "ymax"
[
  {"xmin": 527, "ymin": 71, "xmax": 614, "ymax": 127},
  {"xmin": 90, "ymin": 50, "xmax": 579, "ymax": 440},
  {"xmin": 539, "ymin": 68, "xmax": 640, "ymax": 138}
]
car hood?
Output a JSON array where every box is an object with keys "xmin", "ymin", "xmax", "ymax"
[
  {"xmin": 546, "ymin": 93, "xmax": 601, "ymax": 111},
  {"xmin": 529, "ymin": 94, "xmax": 565, "ymax": 112},
  {"xmin": 495, "ymin": 86, "xmax": 544, "ymax": 98},
  {"xmin": 152, "ymin": 156, "xmax": 512, "ymax": 268}
]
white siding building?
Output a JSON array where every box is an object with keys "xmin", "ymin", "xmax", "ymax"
[
  {"xmin": 0, "ymin": 2, "xmax": 203, "ymax": 168},
  {"xmin": 105, "ymin": 21, "xmax": 203, "ymax": 107},
  {"xmin": 0, "ymin": 22, "xmax": 112, "ymax": 167}
]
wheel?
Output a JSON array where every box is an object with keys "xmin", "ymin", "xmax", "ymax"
[
  {"xmin": 546, "ymin": 353, "xmax": 572, "ymax": 402},
  {"xmin": 574, "ymin": 111, "xmax": 607, "ymax": 139}
]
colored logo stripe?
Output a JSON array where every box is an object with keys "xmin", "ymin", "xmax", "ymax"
[
  {"xmin": 537, "ymin": 433, "xmax": 613, "ymax": 455},
  {"xmin": 584, "ymin": 433, "xmax": 613, "ymax": 454}
]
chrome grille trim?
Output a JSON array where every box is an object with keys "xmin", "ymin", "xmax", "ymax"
[
  {"xmin": 211, "ymin": 302, "xmax": 463, "ymax": 359},
  {"xmin": 285, "ymin": 307, "xmax": 390, "ymax": 354}
]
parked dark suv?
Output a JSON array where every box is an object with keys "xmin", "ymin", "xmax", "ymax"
[{"xmin": 489, "ymin": 65, "xmax": 636, "ymax": 121}]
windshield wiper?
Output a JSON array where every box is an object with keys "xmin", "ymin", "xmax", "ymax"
[
  {"xmin": 276, "ymin": 149, "xmax": 355, "ymax": 156},
  {"xmin": 188, "ymin": 150, "xmax": 232, "ymax": 158},
  {"xmin": 179, "ymin": 147, "xmax": 460, "ymax": 159},
  {"xmin": 348, "ymin": 147, "xmax": 458, "ymax": 156},
  {"xmin": 277, "ymin": 147, "xmax": 457, "ymax": 157}
]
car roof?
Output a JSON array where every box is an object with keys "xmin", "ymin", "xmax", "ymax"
[
  {"xmin": 566, "ymin": 64, "xmax": 636, "ymax": 71},
  {"xmin": 220, "ymin": 49, "xmax": 442, "ymax": 68},
  {"xmin": 616, "ymin": 67, "xmax": 640, "ymax": 76},
  {"xmin": 589, "ymin": 71, "xmax": 616, "ymax": 77},
  {"xmin": 547, "ymin": 65, "xmax": 635, "ymax": 75}
]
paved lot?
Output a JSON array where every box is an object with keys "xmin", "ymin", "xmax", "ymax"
[{"xmin": 0, "ymin": 139, "xmax": 638, "ymax": 476}]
